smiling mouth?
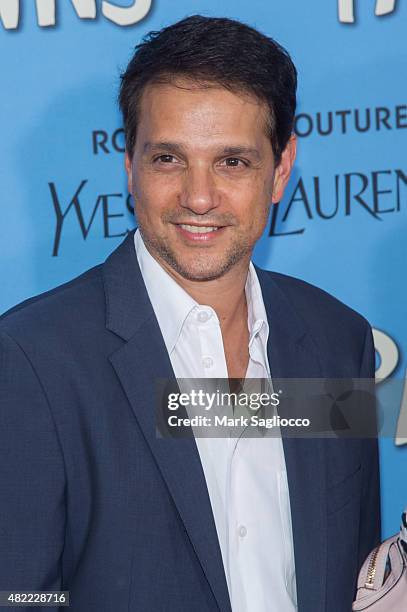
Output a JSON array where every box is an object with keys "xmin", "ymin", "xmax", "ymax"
[{"xmin": 178, "ymin": 223, "xmax": 220, "ymax": 234}]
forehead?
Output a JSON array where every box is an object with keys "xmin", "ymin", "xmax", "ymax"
[{"xmin": 136, "ymin": 79, "xmax": 270, "ymax": 147}]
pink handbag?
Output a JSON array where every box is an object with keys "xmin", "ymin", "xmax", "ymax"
[{"xmin": 352, "ymin": 510, "xmax": 407, "ymax": 611}]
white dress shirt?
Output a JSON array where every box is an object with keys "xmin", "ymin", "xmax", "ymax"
[{"xmin": 134, "ymin": 228, "xmax": 297, "ymax": 611}]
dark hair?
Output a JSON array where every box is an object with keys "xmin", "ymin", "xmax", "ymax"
[{"xmin": 119, "ymin": 15, "xmax": 297, "ymax": 163}]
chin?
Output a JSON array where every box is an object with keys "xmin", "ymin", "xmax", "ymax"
[
  {"xmin": 181, "ymin": 270, "xmax": 225, "ymax": 282},
  {"xmin": 156, "ymin": 241, "xmax": 246, "ymax": 281},
  {"xmin": 173, "ymin": 260, "xmax": 236, "ymax": 282}
]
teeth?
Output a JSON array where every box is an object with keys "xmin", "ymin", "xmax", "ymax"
[{"xmin": 180, "ymin": 224, "xmax": 219, "ymax": 233}]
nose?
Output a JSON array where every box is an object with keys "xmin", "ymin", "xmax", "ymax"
[{"xmin": 180, "ymin": 165, "xmax": 219, "ymax": 214}]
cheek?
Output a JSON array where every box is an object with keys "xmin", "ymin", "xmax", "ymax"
[
  {"xmin": 242, "ymin": 180, "xmax": 273, "ymax": 224},
  {"xmin": 136, "ymin": 169, "xmax": 180, "ymax": 203},
  {"xmin": 261, "ymin": 172, "xmax": 276, "ymax": 200},
  {"xmin": 133, "ymin": 179, "xmax": 180, "ymax": 229},
  {"xmin": 250, "ymin": 202, "xmax": 270, "ymax": 234}
]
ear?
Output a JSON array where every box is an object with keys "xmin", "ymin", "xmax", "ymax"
[
  {"xmin": 125, "ymin": 150, "xmax": 133, "ymax": 194},
  {"xmin": 271, "ymin": 134, "xmax": 297, "ymax": 204}
]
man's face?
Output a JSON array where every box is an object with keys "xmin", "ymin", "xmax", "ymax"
[{"xmin": 125, "ymin": 79, "xmax": 296, "ymax": 281}]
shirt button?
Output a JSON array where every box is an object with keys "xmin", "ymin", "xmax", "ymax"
[
  {"xmin": 202, "ymin": 356, "xmax": 214, "ymax": 369},
  {"xmin": 197, "ymin": 310, "xmax": 211, "ymax": 323},
  {"xmin": 238, "ymin": 525, "xmax": 247, "ymax": 538}
]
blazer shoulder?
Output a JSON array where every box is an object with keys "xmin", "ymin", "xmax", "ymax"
[
  {"xmin": 255, "ymin": 266, "xmax": 372, "ymax": 374},
  {"xmin": 257, "ymin": 267, "xmax": 374, "ymax": 377},
  {"xmin": 260, "ymin": 267, "xmax": 370, "ymax": 330},
  {"xmin": 0, "ymin": 264, "xmax": 104, "ymax": 342}
]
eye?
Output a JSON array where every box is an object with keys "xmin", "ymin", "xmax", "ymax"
[
  {"xmin": 153, "ymin": 154, "xmax": 178, "ymax": 164},
  {"xmin": 220, "ymin": 157, "xmax": 248, "ymax": 168}
]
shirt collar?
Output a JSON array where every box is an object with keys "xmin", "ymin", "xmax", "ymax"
[
  {"xmin": 246, "ymin": 261, "xmax": 269, "ymax": 350},
  {"xmin": 134, "ymin": 228, "xmax": 197, "ymax": 354},
  {"xmin": 134, "ymin": 228, "xmax": 269, "ymax": 354}
]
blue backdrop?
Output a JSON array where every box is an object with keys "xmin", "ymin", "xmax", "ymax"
[{"xmin": 1, "ymin": 0, "xmax": 406, "ymax": 539}]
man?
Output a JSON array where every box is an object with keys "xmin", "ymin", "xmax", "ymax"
[{"xmin": 0, "ymin": 15, "xmax": 380, "ymax": 612}]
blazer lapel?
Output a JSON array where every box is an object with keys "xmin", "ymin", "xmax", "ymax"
[
  {"xmin": 255, "ymin": 265, "xmax": 328, "ymax": 612},
  {"xmin": 102, "ymin": 230, "xmax": 327, "ymax": 612},
  {"xmin": 103, "ymin": 231, "xmax": 232, "ymax": 612}
]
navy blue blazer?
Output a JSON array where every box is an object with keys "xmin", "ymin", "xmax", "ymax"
[{"xmin": 0, "ymin": 229, "xmax": 380, "ymax": 611}]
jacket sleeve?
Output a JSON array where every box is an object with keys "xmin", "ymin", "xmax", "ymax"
[
  {"xmin": 357, "ymin": 322, "xmax": 381, "ymax": 572},
  {"xmin": 0, "ymin": 331, "xmax": 66, "ymax": 606}
]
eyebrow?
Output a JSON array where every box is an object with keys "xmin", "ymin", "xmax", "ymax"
[
  {"xmin": 143, "ymin": 141, "xmax": 184, "ymax": 155},
  {"xmin": 143, "ymin": 141, "xmax": 261, "ymax": 160}
]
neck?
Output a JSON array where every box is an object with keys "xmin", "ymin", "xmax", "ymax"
[{"xmin": 158, "ymin": 254, "xmax": 251, "ymax": 334}]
